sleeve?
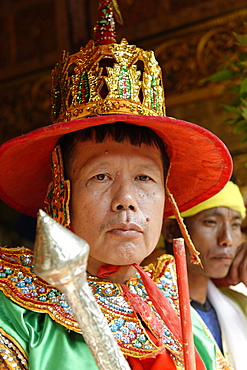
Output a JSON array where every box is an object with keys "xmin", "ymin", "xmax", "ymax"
[
  {"xmin": 0, "ymin": 291, "xmax": 29, "ymax": 369},
  {"xmin": 0, "ymin": 291, "xmax": 99, "ymax": 370}
]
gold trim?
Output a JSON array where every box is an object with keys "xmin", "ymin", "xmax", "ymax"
[{"xmin": 0, "ymin": 327, "xmax": 28, "ymax": 370}]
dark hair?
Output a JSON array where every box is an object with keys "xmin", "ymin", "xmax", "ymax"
[{"xmin": 58, "ymin": 122, "xmax": 170, "ymax": 178}]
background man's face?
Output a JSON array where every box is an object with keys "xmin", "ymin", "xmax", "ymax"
[
  {"xmin": 185, "ymin": 207, "xmax": 243, "ymax": 279},
  {"xmin": 69, "ymin": 138, "xmax": 165, "ymax": 274}
]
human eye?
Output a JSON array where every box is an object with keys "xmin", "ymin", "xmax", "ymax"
[
  {"xmin": 136, "ymin": 175, "xmax": 153, "ymax": 182},
  {"xmin": 232, "ymin": 221, "xmax": 242, "ymax": 229},
  {"xmin": 94, "ymin": 174, "xmax": 107, "ymax": 181},
  {"xmin": 203, "ymin": 219, "xmax": 217, "ymax": 226}
]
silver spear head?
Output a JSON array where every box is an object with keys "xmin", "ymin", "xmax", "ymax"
[
  {"xmin": 33, "ymin": 209, "xmax": 131, "ymax": 370},
  {"xmin": 33, "ymin": 209, "xmax": 89, "ymax": 286}
]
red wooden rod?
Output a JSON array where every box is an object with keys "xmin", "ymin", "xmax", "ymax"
[{"xmin": 173, "ymin": 237, "xmax": 196, "ymax": 370}]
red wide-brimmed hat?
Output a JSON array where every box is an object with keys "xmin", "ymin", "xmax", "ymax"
[{"xmin": 0, "ymin": 0, "xmax": 232, "ymax": 219}]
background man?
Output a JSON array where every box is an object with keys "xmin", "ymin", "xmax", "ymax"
[{"xmin": 162, "ymin": 180, "xmax": 247, "ymax": 370}]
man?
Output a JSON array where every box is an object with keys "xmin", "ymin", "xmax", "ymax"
[
  {"xmin": 0, "ymin": 1, "xmax": 234, "ymax": 369},
  {"xmin": 162, "ymin": 180, "xmax": 247, "ymax": 370}
]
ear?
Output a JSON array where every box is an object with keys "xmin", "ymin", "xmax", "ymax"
[{"xmin": 162, "ymin": 219, "xmax": 181, "ymax": 243}]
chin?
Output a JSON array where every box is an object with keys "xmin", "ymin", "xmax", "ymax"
[{"xmin": 210, "ymin": 271, "xmax": 229, "ymax": 280}]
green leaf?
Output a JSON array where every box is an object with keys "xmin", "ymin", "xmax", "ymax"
[
  {"xmin": 233, "ymin": 32, "xmax": 247, "ymax": 46},
  {"xmin": 240, "ymin": 60, "xmax": 247, "ymax": 68},
  {"xmin": 224, "ymin": 118, "xmax": 237, "ymax": 124},
  {"xmin": 239, "ymin": 52, "xmax": 247, "ymax": 61},
  {"xmin": 240, "ymin": 92, "xmax": 247, "ymax": 100},
  {"xmin": 229, "ymin": 95, "xmax": 241, "ymax": 106},
  {"xmin": 229, "ymin": 85, "xmax": 241, "ymax": 95},
  {"xmin": 240, "ymin": 78, "xmax": 247, "ymax": 94},
  {"xmin": 240, "ymin": 106, "xmax": 247, "ymax": 120},
  {"xmin": 223, "ymin": 104, "xmax": 241, "ymax": 115},
  {"xmin": 240, "ymin": 97, "xmax": 247, "ymax": 106},
  {"xmin": 240, "ymin": 133, "xmax": 247, "ymax": 143},
  {"xmin": 203, "ymin": 69, "xmax": 236, "ymax": 82},
  {"xmin": 233, "ymin": 127, "xmax": 246, "ymax": 135},
  {"xmin": 232, "ymin": 120, "xmax": 247, "ymax": 133},
  {"xmin": 204, "ymin": 30, "xmax": 247, "ymax": 146}
]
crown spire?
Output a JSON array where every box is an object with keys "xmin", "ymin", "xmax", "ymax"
[{"xmin": 94, "ymin": 0, "xmax": 123, "ymax": 46}]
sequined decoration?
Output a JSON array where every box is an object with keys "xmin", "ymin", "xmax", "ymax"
[
  {"xmin": 94, "ymin": 0, "xmax": 117, "ymax": 46},
  {"xmin": 51, "ymin": 37, "xmax": 166, "ymax": 123},
  {"xmin": 0, "ymin": 247, "xmax": 232, "ymax": 368},
  {"xmin": 0, "ymin": 328, "xmax": 28, "ymax": 370},
  {"xmin": 44, "ymin": 146, "xmax": 71, "ymax": 228},
  {"xmin": 51, "ymin": 50, "xmax": 69, "ymax": 122},
  {"xmin": 119, "ymin": 67, "xmax": 131, "ymax": 99},
  {"xmin": 77, "ymin": 71, "xmax": 90, "ymax": 103}
]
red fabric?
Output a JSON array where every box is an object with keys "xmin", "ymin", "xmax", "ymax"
[
  {"xmin": 121, "ymin": 285, "xmax": 164, "ymax": 343},
  {"xmin": 127, "ymin": 352, "xmax": 176, "ymax": 370},
  {"xmin": 97, "ymin": 263, "xmax": 207, "ymax": 370},
  {"xmin": 133, "ymin": 263, "xmax": 182, "ymax": 342},
  {"xmin": 98, "ymin": 263, "xmax": 183, "ymax": 341},
  {"xmin": 97, "ymin": 263, "xmax": 132, "ymax": 277}
]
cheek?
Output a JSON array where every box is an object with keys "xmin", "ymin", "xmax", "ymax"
[
  {"xmin": 70, "ymin": 187, "xmax": 108, "ymax": 238},
  {"xmin": 233, "ymin": 231, "xmax": 243, "ymax": 249},
  {"xmin": 70, "ymin": 188, "xmax": 91, "ymax": 228},
  {"xmin": 186, "ymin": 226, "xmax": 210, "ymax": 251},
  {"xmin": 148, "ymin": 189, "xmax": 165, "ymax": 215},
  {"xmin": 143, "ymin": 189, "xmax": 164, "ymax": 235}
]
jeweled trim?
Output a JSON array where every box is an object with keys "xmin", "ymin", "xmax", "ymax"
[
  {"xmin": 0, "ymin": 247, "xmax": 79, "ymax": 331},
  {"xmin": 0, "ymin": 247, "xmax": 182, "ymax": 359},
  {"xmin": 0, "ymin": 328, "xmax": 28, "ymax": 370}
]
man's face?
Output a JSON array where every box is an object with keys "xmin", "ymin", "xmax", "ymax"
[
  {"xmin": 68, "ymin": 138, "xmax": 165, "ymax": 274},
  {"xmin": 185, "ymin": 207, "xmax": 243, "ymax": 279}
]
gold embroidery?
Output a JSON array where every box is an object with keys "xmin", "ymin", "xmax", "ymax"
[
  {"xmin": 0, "ymin": 247, "xmax": 182, "ymax": 359},
  {"xmin": 0, "ymin": 328, "xmax": 28, "ymax": 370}
]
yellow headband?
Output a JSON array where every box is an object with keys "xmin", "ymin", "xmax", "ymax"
[{"xmin": 171, "ymin": 181, "xmax": 246, "ymax": 220}]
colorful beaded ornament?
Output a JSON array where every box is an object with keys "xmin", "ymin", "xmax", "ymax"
[{"xmin": 44, "ymin": 146, "xmax": 70, "ymax": 228}]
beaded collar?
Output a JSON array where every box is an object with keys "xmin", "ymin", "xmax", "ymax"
[{"xmin": 0, "ymin": 246, "xmax": 182, "ymax": 359}]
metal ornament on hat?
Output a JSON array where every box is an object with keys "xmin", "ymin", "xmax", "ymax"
[
  {"xmin": 44, "ymin": 146, "xmax": 71, "ymax": 228},
  {"xmin": 51, "ymin": 0, "xmax": 165, "ymax": 124}
]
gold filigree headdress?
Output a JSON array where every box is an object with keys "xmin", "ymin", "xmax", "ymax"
[{"xmin": 51, "ymin": 1, "xmax": 165, "ymax": 124}]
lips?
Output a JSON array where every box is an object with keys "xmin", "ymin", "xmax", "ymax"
[
  {"xmin": 108, "ymin": 222, "xmax": 144, "ymax": 237},
  {"xmin": 211, "ymin": 254, "xmax": 233, "ymax": 263}
]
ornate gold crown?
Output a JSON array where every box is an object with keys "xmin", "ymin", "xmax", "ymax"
[{"xmin": 51, "ymin": 1, "xmax": 166, "ymax": 123}]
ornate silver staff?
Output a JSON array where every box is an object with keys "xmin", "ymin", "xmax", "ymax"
[{"xmin": 33, "ymin": 209, "xmax": 130, "ymax": 370}]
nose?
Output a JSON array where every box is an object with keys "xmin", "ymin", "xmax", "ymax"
[
  {"xmin": 218, "ymin": 225, "xmax": 233, "ymax": 248},
  {"xmin": 111, "ymin": 178, "xmax": 138, "ymax": 212}
]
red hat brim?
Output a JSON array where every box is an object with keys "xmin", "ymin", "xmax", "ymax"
[{"xmin": 0, "ymin": 114, "xmax": 232, "ymax": 218}]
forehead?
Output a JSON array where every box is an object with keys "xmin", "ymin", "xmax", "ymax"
[
  {"xmin": 69, "ymin": 138, "xmax": 164, "ymax": 172},
  {"xmin": 195, "ymin": 206, "xmax": 242, "ymax": 220}
]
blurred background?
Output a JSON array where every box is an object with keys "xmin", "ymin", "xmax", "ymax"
[{"xmin": 0, "ymin": 0, "xmax": 246, "ymax": 248}]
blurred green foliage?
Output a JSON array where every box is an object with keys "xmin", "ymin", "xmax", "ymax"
[{"xmin": 204, "ymin": 31, "xmax": 247, "ymax": 143}]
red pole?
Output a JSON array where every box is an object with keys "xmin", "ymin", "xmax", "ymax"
[{"xmin": 173, "ymin": 237, "xmax": 196, "ymax": 370}]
